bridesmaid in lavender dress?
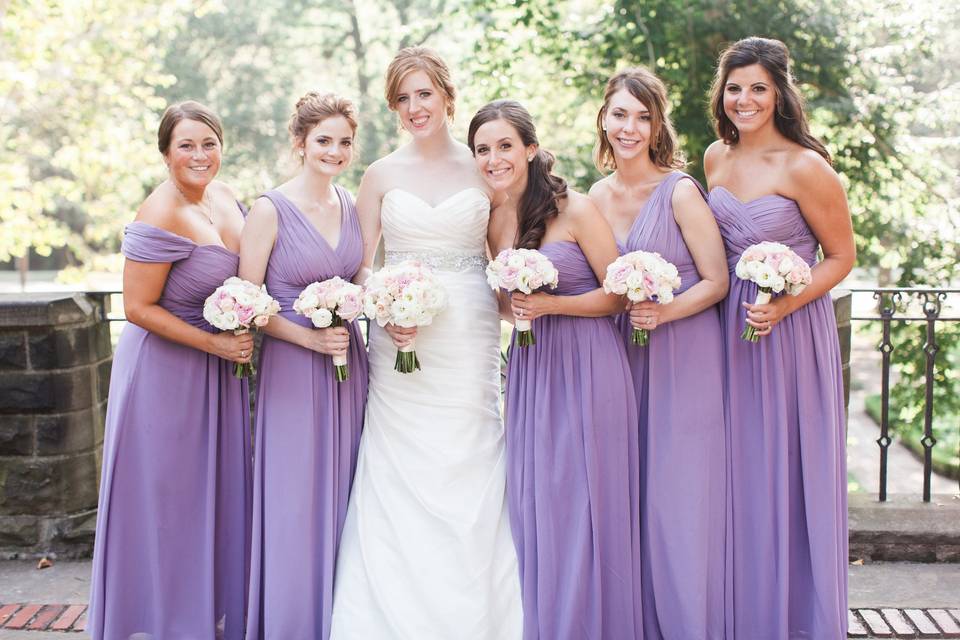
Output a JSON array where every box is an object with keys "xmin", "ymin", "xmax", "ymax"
[
  {"xmin": 469, "ymin": 99, "xmax": 641, "ymax": 640},
  {"xmin": 705, "ymin": 37, "xmax": 855, "ymax": 639},
  {"xmin": 89, "ymin": 102, "xmax": 253, "ymax": 639},
  {"xmin": 239, "ymin": 93, "xmax": 367, "ymax": 640},
  {"xmin": 589, "ymin": 68, "xmax": 729, "ymax": 640}
]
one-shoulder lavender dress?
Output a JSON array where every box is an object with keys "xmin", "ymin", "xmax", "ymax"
[
  {"xmin": 709, "ymin": 187, "xmax": 847, "ymax": 639},
  {"xmin": 89, "ymin": 222, "xmax": 252, "ymax": 640},
  {"xmin": 245, "ymin": 187, "xmax": 368, "ymax": 640},
  {"xmin": 616, "ymin": 172, "xmax": 726, "ymax": 639},
  {"xmin": 504, "ymin": 240, "xmax": 642, "ymax": 640}
]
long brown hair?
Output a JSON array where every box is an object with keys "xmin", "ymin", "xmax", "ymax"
[
  {"xmin": 467, "ymin": 100, "xmax": 568, "ymax": 250},
  {"xmin": 595, "ymin": 67, "xmax": 684, "ymax": 172},
  {"xmin": 709, "ymin": 37, "xmax": 830, "ymax": 163}
]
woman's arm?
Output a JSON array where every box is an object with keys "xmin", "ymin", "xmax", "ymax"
[
  {"xmin": 744, "ymin": 150, "xmax": 855, "ymax": 336},
  {"xmin": 630, "ymin": 179, "xmax": 729, "ymax": 331}
]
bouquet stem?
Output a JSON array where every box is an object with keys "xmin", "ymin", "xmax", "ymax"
[
  {"xmin": 394, "ymin": 340, "xmax": 421, "ymax": 374},
  {"xmin": 631, "ymin": 327, "xmax": 649, "ymax": 347},
  {"xmin": 741, "ymin": 287, "xmax": 773, "ymax": 343},
  {"xmin": 515, "ymin": 317, "xmax": 536, "ymax": 347},
  {"xmin": 233, "ymin": 328, "xmax": 255, "ymax": 378},
  {"xmin": 331, "ymin": 315, "xmax": 349, "ymax": 382}
]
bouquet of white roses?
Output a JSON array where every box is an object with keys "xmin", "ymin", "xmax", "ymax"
[
  {"xmin": 203, "ymin": 276, "xmax": 280, "ymax": 377},
  {"xmin": 603, "ymin": 250, "xmax": 681, "ymax": 346},
  {"xmin": 293, "ymin": 276, "xmax": 365, "ymax": 382},
  {"xmin": 363, "ymin": 260, "xmax": 447, "ymax": 373},
  {"xmin": 485, "ymin": 248, "xmax": 559, "ymax": 347},
  {"xmin": 735, "ymin": 241, "xmax": 813, "ymax": 342}
]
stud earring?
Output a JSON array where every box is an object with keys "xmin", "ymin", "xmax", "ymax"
[
  {"xmin": 299, "ymin": 149, "xmax": 305, "ymax": 158},
  {"xmin": 527, "ymin": 155, "xmax": 534, "ymax": 163}
]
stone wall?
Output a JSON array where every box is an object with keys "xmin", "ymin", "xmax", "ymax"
[
  {"xmin": 0, "ymin": 293, "xmax": 111, "ymax": 558},
  {"xmin": 834, "ymin": 289, "xmax": 852, "ymax": 414}
]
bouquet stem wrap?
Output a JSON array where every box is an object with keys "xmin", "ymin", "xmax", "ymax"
[
  {"xmin": 514, "ymin": 318, "xmax": 535, "ymax": 347},
  {"xmin": 394, "ymin": 339, "xmax": 421, "ymax": 373},
  {"xmin": 602, "ymin": 250, "xmax": 681, "ymax": 349},
  {"xmin": 331, "ymin": 315, "xmax": 349, "ymax": 382},
  {"xmin": 741, "ymin": 287, "xmax": 772, "ymax": 343}
]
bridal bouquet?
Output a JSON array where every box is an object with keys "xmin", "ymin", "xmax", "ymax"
[
  {"xmin": 485, "ymin": 248, "xmax": 559, "ymax": 347},
  {"xmin": 603, "ymin": 250, "xmax": 681, "ymax": 346},
  {"xmin": 293, "ymin": 277, "xmax": 365, "ymax": 382},
  {"xmin": 363, "ymin": 260, "xmax": 447, "ymax": 373},
  {"xmin": 203, "ymin": 276, "xmax": 280, "ymax": 377},
  {"xmin": 735, "ymin": 241, "xmax": 812, "ymax": 342}
]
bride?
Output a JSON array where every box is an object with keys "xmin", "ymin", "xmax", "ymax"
[{"xmin": 329, "ymin": 47, "xmax": 523, "ymax": 639}]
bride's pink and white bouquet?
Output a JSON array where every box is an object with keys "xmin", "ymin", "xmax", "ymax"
[
  {"xmin": 363, "ymin": 260, "xmax": 447, "ymax": 373},
  {"xmin": 203, "ymin": 276, "xmax": 280, "ymax": 378},
  {"xmin": 485, "ymin": 248, "xmax": 559, "ymax": 347},
  {"xmin": 293, "ymin": 277, "xmax": 365, "ymax": 382},
  {"xmin": 603, "ymin": 250, "xmax": 681, "ymax": 346},
  {"xmin": 735, "ymin": 241, "xmax": 812, "ymax": 342}
]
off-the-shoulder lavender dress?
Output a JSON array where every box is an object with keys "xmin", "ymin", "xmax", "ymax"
[
  {"xmin": 616, "ymin": 171, "xmax": 726, "ymax": 639},
  {"xmin": 709, "ymin": 186, "xmax": 847, "ymax": 639},
  {"xmin": 89, "ymin": 222, "xmax": 252, "ymax": 640},
  {"xmin": 505, "ymin": 240, "xmax": 642, "ymax": 640},
  {"xmin": 245, "ymin": 187, "xmax": 367, "ymax": 640}
]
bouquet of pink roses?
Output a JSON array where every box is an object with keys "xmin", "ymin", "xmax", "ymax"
[
  {"xmin": 603, "ymin": 250, "xmax": 681, "ymax": 346},
  {"xmin": 203, "ymin": 276, "xmax": 280, "ymax": 377},
  {"xmin": 485, "ymin": 248, "xmax": 559, "ymax": 347},
  {"xmin": 735, "ymin": 241, "xmax": 813, "ymax": 342},
  {"xmin": 363, "ymin": 260, "xmax": 447, "ymax": 373},
  {"xmin": 293, "ymin": 276, "xmax": 365, "ymax": 382}
]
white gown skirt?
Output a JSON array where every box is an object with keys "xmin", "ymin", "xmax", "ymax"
[{"xmin": 330, "ymin": 266, "xmax": 522, "ymax": 640}]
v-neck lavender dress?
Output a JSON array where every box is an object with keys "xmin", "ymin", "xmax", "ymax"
[
  {"xmin": 89, "ymin": 222, "xmax": 252, "ymax": 640},
  {"xmin": 709, "ymin": 186, "xmax": 847, "ymax": 639},
  {"xmin": 504, "ymin": 240, "xmax": 642, "ymax": 640},
  {"xmin": 615, "ymin": 172, "xmax": 726, "ymax": 639},
  {"xmin": 245, "ymin": 187, "xmax": 368, "ymax": 640}
]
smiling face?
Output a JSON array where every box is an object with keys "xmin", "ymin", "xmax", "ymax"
[
  {"xmin": 165, "ymin": 118, "xmax": 222, "ymax": 189},
  {"xmin": 395, "ymin": 69, "xmax": 449, "ymax": 138},
  {"xmin": 603, "ymin": 88, "xmax": 653, "ymax": 164},
  {"xmin": 723, "ymin": 63, "xmax": 777, "ymax": 135},
  {"xmin": 298, "ymin": 115, "xmax": 354, "ymax": 177},
  {"xmin": 472, "ymin": 118, "xmax": 536, "ymax": 193}
]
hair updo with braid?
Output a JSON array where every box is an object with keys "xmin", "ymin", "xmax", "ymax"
[{"xmin": 288, "ymin": 91, "xmax": 357, "ymax": 152}]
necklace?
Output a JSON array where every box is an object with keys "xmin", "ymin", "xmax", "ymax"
[{"xmin": 173, "ymin": 180, "xmax": 215, "ymax": 225}]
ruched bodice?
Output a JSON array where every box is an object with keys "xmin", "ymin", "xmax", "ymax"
[
  {"xmin": 122, "ymin": 222, "xmax": 239, "ymax": 331},
  {"xmin": 618, "ymin": 171, "xmax": 705, "ymax": 294},
  {"xmin": 261, "ymin": 187, "xmax": 363, "ymax": 328},
  {"xmin": 381, "ymin": 188, "xmax": 490, "ymax": 257},
  {"xmin": 708, "ymin": 186, "xmax": 819, "ymax": 269},
  {"xmin": 538, "ymin": 241, "xmax": 599, "ymax": 296}
]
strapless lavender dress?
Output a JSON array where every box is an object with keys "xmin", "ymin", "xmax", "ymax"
[
  {"xmin": 505, "ymin": 240, "xmax": 642, "ymax": 640},
  {"xmin": 709, "ymin": 186, "xmax": 847, "ymax": 639},
  {"xmin": 89, "ymin": 222, "xmax": 252, "ymax": 640},
  {"xmin": 245, "ymin": 187, "xmax": 368, "ymax": 640},
  {"xmin": 616, "ymin": 172, "xmax": 726, "ymax": 639}
]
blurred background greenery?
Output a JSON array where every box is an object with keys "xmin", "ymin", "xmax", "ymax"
[{"xmin": 2, "ymin": 0, "xmax": 958, "ymax": 462}]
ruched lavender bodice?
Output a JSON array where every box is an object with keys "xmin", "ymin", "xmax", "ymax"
[
  {"xmin": 538, "ymin": 241, "xmax": 599, "ymax": 296},
  {"xmin": 709, "ymin": 186, "xmax": 819, "ymax": 270},
  {"xmin": 122, "ymin": 222, "xmax": 239, "ymax": 331},
  {"xmin": 261, "ymin": 187, "xmax": 363, "ymax": 328}
]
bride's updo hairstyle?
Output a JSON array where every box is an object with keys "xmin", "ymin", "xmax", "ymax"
[
  {"xmin": 594, "ymin": 67, "xmax": 684, "ymax": 172},
  {"xmin": 288, "ymin": 91, "xmax": 357, "ymax": 160},
  {"xmin": 709, "ymin": 36, "xmax": 830, "ymax": 162},
  {"xmin": 467, "ymin": 100, "xmax": 568, "ymax": 251},
  {"xmin": 384, "ymin": 46, "xmax": 456, "ymax": 120}
]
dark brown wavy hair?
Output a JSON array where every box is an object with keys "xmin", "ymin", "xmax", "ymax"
[
  {"xmin": 595, "ymin": 66, "xmax": 684, "ymax": 172},
  {"xmin": 709, "ymin": 37, "xmax": 830, "ymax": 163},
  {"xmin": 467, "ymin": 100, "xmax": 568, "ymax": 250}
]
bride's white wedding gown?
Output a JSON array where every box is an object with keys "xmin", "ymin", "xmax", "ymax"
[{"xmin": 329, "ymin": 187, "xmax": 522, "ymax": 640}]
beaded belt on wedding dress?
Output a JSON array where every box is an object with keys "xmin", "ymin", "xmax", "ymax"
[{"xmin": 385, "ymin": 250, "xmax": 487, "ymax": 272}]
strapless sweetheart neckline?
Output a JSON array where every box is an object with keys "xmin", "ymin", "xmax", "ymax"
[
  {"xmin": 709, "ymin": 185, "xmax": 796, "ymax": 207},
  {"xmin": 383, "ymin": 186, "xmax": 489, "ymax": 210}
]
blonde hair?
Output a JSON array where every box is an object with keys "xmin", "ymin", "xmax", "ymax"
[
  {"xmin": 288, "ymin": 91, "xmax": 357, "ymax": 148},
  {"xmin": 594, "ymin": 67, "xmax": 684, "ymax": 173},
  {"xmin": 384, "ymin": 46, "xmax": 456, "ymax": 120}
]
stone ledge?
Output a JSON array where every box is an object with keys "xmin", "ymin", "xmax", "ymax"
[
  {"xmin": 0, "ymin": 294, "xmax": 99, "ymax": 329},
  {"xmin": 849, "ymin": 493, "xmax": 960, "ymax": 562}
]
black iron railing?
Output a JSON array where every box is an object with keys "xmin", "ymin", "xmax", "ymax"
[{"xmin": 848, "ymin": 287, "xmax": 960, "ymax": 502}]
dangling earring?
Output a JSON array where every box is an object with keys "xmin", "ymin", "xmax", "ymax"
[
  {"xmin": 299, "ymin": 149, "xmax": 305, "ymax": 158},
  {"xmin": 527, "ymin": 155, "xmax": 534, "ymax": 163}
]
